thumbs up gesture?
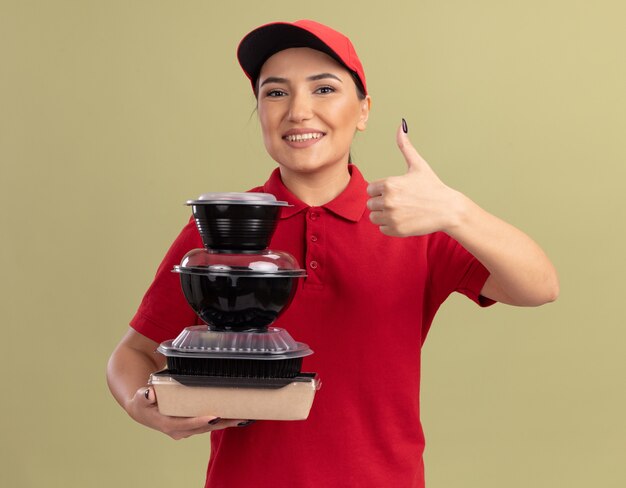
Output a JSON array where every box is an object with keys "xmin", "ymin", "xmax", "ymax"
[{"xmin": 366, "ymin": 120, "xmax": 462, "ymax": 237}]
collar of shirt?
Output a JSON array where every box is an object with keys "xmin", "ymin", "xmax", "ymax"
[{"xmin": 261, "ymin": 164, "xmax": 369, "ymax": 222}]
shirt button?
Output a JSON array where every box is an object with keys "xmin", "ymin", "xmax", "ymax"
[
  {"xmin": 309, "ymin": 260, "xmax": 319, "ymax": 269},
  {"xmin": 310, "ymin": 235, "xmax": 318, "ymax": 242},
  {"xmin": 309, "ymin": 212, "xmax": 319, "ymax": 221}
]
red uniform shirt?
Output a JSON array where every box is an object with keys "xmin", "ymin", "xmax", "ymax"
[{"xmin": 131, "ymin": 165, "xmax": 494, "ymax": 488}]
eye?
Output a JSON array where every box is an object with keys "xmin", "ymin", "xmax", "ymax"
[
  {"xmin": 315, "ymin": 86, "xmax": 335, "ymax": 94},
  {"xmin": 266, "ymin": 89, "xmax": 287, "ymax": 97}
]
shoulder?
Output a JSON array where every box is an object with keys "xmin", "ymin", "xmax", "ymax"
[{"xmin": 162, "ymin": 217, "xmax": 203, "ymax": 258}]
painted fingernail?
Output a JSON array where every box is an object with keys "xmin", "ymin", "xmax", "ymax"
[
  {"xmin": 402, "ymin": 118, "xmax": 408, "ymax": 134},
  {"xmin": 208, "ymin": 418, "xmax": 221, "ymax": 425},
  {"xmin": 144, "ymin": 388, "xmax": 150, "ymax": 400},
  {"xmin": 237, "ymin": 420, "xmax": 256, "ymax": 427}
]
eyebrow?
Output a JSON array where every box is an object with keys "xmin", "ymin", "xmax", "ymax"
[{"xmin": 259, "ymin": 73, "xmax": 343, "ymax": 88}]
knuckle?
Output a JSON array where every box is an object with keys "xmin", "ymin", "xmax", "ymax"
[
  {"xmin": 382, "ymin": 180, "xmax": 394, "ymax": 192},
  {"xmin": 389, "ymin": 175, "xmax": 402, "ymax": 186},
  {"xmin": 380, "ymin": 226, "xmax": 394, "ymax": 237},
  {"xmin": 396, "ymin": 221, "xmax": 412, "ymax": 237},
  {"xmin": 384, "ymin": 194, "xmax": 396, "ymax": 208}
]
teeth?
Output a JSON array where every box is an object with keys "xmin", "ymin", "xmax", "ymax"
[{"xmin": 285, "ymin": 133, "xmax": 323, "ymax": 142}]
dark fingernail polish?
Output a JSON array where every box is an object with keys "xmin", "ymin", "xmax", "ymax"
[
  {"xmin": 402, "ymin": 118, "xmax": 408, "ymax": 134},
  {"xmin": 237, "ymin": 420, "xmax": 256, "ymax": 427},
  {"xmin": 144, "ymin": 388, "xmax": 150, "ymax": 400},
  {"xmin": 208, "ymin": 418, "xmax": 221, "ymax": 425}
]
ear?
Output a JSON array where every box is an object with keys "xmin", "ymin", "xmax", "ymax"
[{"xmin": 356, "ymin": 95, "xmax": 372, "ymax": 132}]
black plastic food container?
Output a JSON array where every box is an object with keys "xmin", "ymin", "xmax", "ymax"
[
  {"xmin": 177, "ymin": 268, "xmax": 302, "ymax": 331},
  {"xmin": 157, "ymin": 325, "xmax": 314, "ymax": 379},
  {"xmin": 174, "ymin": 248, "xmax": 306, "ymax": 331},
  {"xmin": 187, "ymin": 193, "xmax": 289, "ymax": 251}
]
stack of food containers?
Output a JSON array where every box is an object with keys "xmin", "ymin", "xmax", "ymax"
[{"xmin": 149, "ymin": 193, "xmax": 320, "ymax": 420}]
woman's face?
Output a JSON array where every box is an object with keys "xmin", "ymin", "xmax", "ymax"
[{"xmin": 257, "ymin": 47, "xmax": 370, "ymax": 175}]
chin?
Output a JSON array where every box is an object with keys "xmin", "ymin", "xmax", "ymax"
[
  {"xmin": 273, "ymin": 153, "xmax": 350, "ymax": 175},
  {"xmin": 279, "ymin": 160, "xmax": 344, "ymax": 175}
]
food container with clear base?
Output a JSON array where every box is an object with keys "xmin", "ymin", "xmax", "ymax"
[
  {"xmin": 173, "ymin": 248, "xmax": 306, "ymax": 331},
  {"xmin": 157, "ymin": 325, "xmax": 313, "ymax": 377},
  {"xmin": 152, "ymin": 324, "xmax": 319, "ymax": 420}
]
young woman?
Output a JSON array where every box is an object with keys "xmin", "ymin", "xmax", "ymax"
[{"xmin": 107, "ymin": 20, "xmax": 558, "ymax": 488}]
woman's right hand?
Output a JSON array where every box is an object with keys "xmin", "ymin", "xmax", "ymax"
[
  {"xmin": 108, "ymin": 329, "xmax": 255, "ymax": 439},
  {"xmin": 127, "ymin": 386, "xmax": 249, "ymax": 440}
]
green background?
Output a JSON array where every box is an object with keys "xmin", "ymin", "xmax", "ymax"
[{"xmin": 2, "ymin": 1, "xmax": 624, "ymax": 486}]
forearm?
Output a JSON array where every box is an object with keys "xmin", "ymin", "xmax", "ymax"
[
  {"xmin": 446, "ymin": 192, "xmax": 559, "ymax": 306},
  {"xmin": 366, "ymin": 124, "xmax": 558, "ymax": 306},
  {"xmin": 106, "ymin": 330, "xmax": 165, "ymax": 413},
  {"xmin": 107, "ymin": 329, "xmax": 243, "ymax": 437}
]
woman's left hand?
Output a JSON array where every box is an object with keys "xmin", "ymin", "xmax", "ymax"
[
  {"xmin": 367, "ymin": 121, "xmax": 559, "ymax": 306},
  {"xmin": 366, "ymin": 122, "xmax": 462, "ymax": 237}
]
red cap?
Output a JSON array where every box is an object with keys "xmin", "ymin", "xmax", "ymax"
[{"xmin": 237, "ymin": 20, "xmax": 367, "ymax": 95}]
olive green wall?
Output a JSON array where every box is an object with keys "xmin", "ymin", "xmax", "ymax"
[{"xmin": 2, "ymin": 1, "xmax": 624, "ymax": 487}]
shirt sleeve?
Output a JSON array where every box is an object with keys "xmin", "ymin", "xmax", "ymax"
[
  {"xmin": 426, "ymin": 232, "xmax": 496, "ymax": 308},
  {"xmin": 129, "ymin": 218, "xmax": 202, "ymax": 344}
]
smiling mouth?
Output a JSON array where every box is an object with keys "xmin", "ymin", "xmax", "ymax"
[{"xmin": 283, "ymin": 133, "xmax": 325, "ymax": 143}]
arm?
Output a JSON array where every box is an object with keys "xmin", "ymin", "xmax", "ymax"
[
  {"xmin": 366, "ymin": 122, "xmax": 559, "ymax": 306},
  {"xmin": 106, "ymin": 328, "xmax": 245, "ymax": 439},
  {"xmin": 445, "ymin": 193, "xmax": 558, "ymax": 305}
]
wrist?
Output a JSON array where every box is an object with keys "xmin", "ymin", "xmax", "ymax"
[
  {"xmin": 124, "ymin": 394, "xmax": 138, "ymax": 419},
  {"xmin": 443, "ymin": 189, "xmax": 471, "ymax": 236},
  {"xmin": 124, "ymin": 385, "xmax": 147, "ymax": 421}
]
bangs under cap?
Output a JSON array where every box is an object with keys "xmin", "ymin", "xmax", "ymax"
[{"xmin": 237, "ymin": 20, "xmax": 367, "ymax": 95}]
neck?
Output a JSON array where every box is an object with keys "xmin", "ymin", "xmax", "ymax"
[{"xmin": 279, "ymin": 164, "xmax": 351, "ymax": 206}]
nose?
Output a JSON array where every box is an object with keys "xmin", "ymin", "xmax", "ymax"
[{"xmin": 287, "ymin": 90, "xmax": 313, "ymax": 123}]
